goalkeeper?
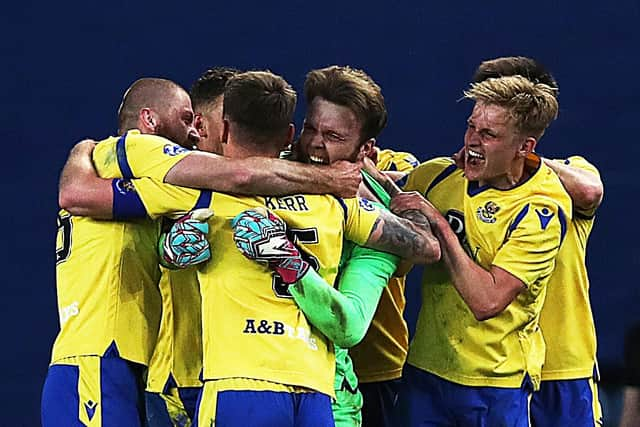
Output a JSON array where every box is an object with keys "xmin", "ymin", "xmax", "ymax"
[{"xmin": 229, "ymin": 170, "xmax": 399, "ymax": 427}]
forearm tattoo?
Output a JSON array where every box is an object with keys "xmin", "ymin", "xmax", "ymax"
[{"xmin": 374, "ymin": 210, "xmax": 436, "ymax": 259}]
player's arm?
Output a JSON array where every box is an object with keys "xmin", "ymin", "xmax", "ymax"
[
  {"xmin": 390, "ymin": 192, "xmax": 527, "ymax": 321},
  {"xmin": 58, "ymin": 140, "xmax": 114, "ymax": 219},
  {"xmin": 351, "ymin": 163, "xmax": 440, "ymax": 265},
  {"xmin": 59, "ymin": 138, "xmax": 363, "ymax": 216},
  {"xmin": 542, "ymin": 157, "xmax": 603, "ymax": 214},
  {"xmin": 164, "ymin": 152, "xmax": 362, "ymax": 198},
  {"xmin": 289, "ymin": 245, "xmax": 399, "ymax": 348},
  {"xmin": 361, "ymin": 203, "xmax": 440, "ymax": 265}
]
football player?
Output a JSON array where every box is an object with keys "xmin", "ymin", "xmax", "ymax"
[
  {"xmin": 392, "ymin": 75, "xmax": 571, "ymax": 426},
  {"xmin": 44, "ymin": 77, "xmax": 363, "ymax": 427}
]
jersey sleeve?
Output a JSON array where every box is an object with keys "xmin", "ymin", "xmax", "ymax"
[
  {"xmin": 376, "ymin": 149, "xmax": 419, "ymax": 173},
  {"xmin": 125, "ymin": 178, "xmax": 208, "ymax": 220},
  {"xmin": 341, "ymin": 197, "xmax": 382, "ymax": 246},
  {"xmin": 93, "ymin": 131, "xmax": 190, "ymax": 181},
  {"xmin": 402, "ymin": 157, "xmax": 457, "ymax": 194},
  {"xmin": 554, "ymin": 156, "xmax": 601, "ymax": 218},
  {"xmin": 289, "ymin": 243, "xmax": 398, "ymax": 348},
  {"xmin": 492, "ymin": 199, "xmax": 568, "ymax": 293}
]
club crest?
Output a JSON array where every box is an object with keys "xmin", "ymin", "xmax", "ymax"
[{"xmin": 476, "ymin": 201, "xmax": 500, "ymax": 224}]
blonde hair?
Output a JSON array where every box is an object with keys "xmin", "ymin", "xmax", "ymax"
[{"xmin": 464, "ymin": 75, "xmax": 558, "ymax": 139}]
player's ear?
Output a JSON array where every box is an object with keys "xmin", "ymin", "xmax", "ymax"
[
  {"xmin": 140, "ymin": 108, "xmax": 157, "ymax": 133},
  {"xmin": 360, "ymin": 138, "xmax": 376, "ymax": 161},
  {"xmin": 283, "ymin": 124, "xmax": 295, "ymax": 149},
  {"xmin": 221, "ymin": 119, "xmax": 230, "ymax": 144},
  {"xmin": 194, "ymin": 113, "xmax": 207, "ymax": 138},
  {"xmin": 518, "ymin": 137, "xmax": 537, "ymax": 158}
]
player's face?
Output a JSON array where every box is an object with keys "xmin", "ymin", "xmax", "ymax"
[
  {"xmin": 463, "ymin": 102, "xmax": 526, "ymax": 188},
  {"xmin": 155, "ymin": 90, "xmax": 200, "ymax": 149},
  {"xmin": 194, "ymin": 96, "xmax": 224, "ymax": 154},
  {"xmin": 299, "ymin": 97, "xmax": 369, "ymax": 164}
]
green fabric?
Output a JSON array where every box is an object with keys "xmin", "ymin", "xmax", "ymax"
[
  {"xmin": 361, "ymin": 170, "xmax": 391, "ymax": 207},
  {"xmin": 289, "ymin": 231, "xmax": 399, "ymax": 348},
  {"xmin": 289, "ymin": 194, "xmax": 397, "ymax": 426},
  {"xmin": 332, "ymin": 347, "xmax": 363, "ymax": 427}
]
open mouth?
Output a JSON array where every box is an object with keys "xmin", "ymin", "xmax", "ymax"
[
  {"xmin": 309, "ymin": 155, "xmax": 328, "ymax": 165},
  {"xmin": 467, "ymin": 149, "xmax": 485, "ymax": 165}
]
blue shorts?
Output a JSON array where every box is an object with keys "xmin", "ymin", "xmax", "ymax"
[
  {"xmin": 396, "ymin": 364, "xmax": 533, "ymax": 427},
  {"xmin": 530, "ymin": 378, "xmax": 603, "ymax": 427},
  {"xmin": 359, "ymin": 379, "xmax": 403, "ymax": 427},
  {"xmin": 41, "ymin": 351, "xmax": 145, "ymax": 427},
  {"xmin": 145, "ymin": 387, "xmax": 201, "ymax": 427},
  {"xmin": 193, "ymin": 380, "xmax": 334, "ymax": 427}
]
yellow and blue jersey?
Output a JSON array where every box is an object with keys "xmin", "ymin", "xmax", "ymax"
[
  {"xmin": 350, "ymin": 148, "xmax": 418, "ymax": 383},
  {"xmin": 130, "ymin": 178, "xmax": 382, "ymax": 397},
  {"xmin": 52, "ymin": 130, "xmax": 189, "ymax": 366},
  {"xmin": 404, "ymin": 156, "xmax": 572, "ymax": 390},
  {"xmin": 145, "ymin": 267, "xmax": 203, "ymax": 393},
  {"xmin": 539, "ymin": 156, "xmax": 599, "ymax": 381}
]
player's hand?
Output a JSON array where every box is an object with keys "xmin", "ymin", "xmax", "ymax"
[
  {"xmin": 159, "ymin": 208, "xmax": 214, "ymax": 269},
  {"xmin": 326, "ymin": 160, "xmax": 363, "ymax": 198},
  {"xmin": 390, "ymin": 192, "xmax": 444, "ymax": 228},
  {"xmin": 231, "ymin": 208, "xmax": 310, "ymax": 284}
]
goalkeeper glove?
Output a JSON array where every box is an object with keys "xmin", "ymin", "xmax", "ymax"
[
  {"xmin": 231, "ymin": 207, "xmax": 310, "ymax": 284},
  {"xmin": 159, "ymin": 208, "xmax": 214, "ymax": 269}
]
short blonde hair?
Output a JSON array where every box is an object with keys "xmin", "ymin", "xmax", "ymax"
[{"xmin": 464, "ymin": 75, "xmax": 558, "ymax": 139}]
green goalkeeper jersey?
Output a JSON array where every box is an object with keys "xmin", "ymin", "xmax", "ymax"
[{"xmin": 288, "ymin": 171, "xmax": 399, "ymax": 426}]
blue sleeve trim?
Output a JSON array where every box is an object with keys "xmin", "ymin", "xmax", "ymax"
[
  {"xmin": 425, "ymin": 164, "xmax": 458, "ymax": 197},
  {"xmin": 575, "ymin": 211, "xmax": 595, "ymax": 220},
  {"xmin": 558, "ymin": 206, "xmax": 568, "ymax": 244},
  {"xmin": 193, "ymin": 190, "xmax": 212, "ymax": 210},
  {"xmin": 508, "ymin": 204, "xmax": 530, "ymax": 236},
  {"xmin": 112, "ymin": 179, "xmax": 148, "ymax": 219},
  {"xmin": 332, "ymin": 195, "xmax": 348, "ymax": 223},
  {"xmin": 116, "ymin": 132, "xmax": 134, "ymax": 179}
]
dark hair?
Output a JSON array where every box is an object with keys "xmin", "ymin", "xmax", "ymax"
[
  {"xmin": 190, "ymin": 66, "xmax": 240, "ymax": 112},
  {"xmin": 223, "ymin": 70, "xmax": 296, "ymax": 139},
  {"xmin": 117, "ymin": 78, "xmax": 184, "ymax": 133},
  {"xmin": 473, "ymin": 56, "xmax": 559, "ymax": 97},
  {"xmin": 304, "ymin": 65, "xmax": 387, "ymax": 142}
]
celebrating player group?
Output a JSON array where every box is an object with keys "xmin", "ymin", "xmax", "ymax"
[{"xmin": 43, "ymin": 57, "xmax": 604, "ymax": 427}]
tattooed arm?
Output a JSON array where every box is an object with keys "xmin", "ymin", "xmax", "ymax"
[{"xmin": 363, "ymin": 208, "xmax": 440, "ymax": 265}]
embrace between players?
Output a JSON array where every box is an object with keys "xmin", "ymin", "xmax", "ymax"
[{"xmin": 43, "ymin": 58, "xmax": 604, "ymax": 427}]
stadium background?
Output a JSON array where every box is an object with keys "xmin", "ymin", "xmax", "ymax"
[{"xmin": 3, "ymin": 1, "xmax": 639, "ymax": 425}]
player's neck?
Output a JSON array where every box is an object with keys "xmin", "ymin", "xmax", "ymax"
[{"xmin": 224, "ymin": 139, "xmax": 280, "ymax": 159}]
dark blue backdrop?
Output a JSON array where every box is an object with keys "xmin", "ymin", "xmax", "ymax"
[{"xmin": 4, "ymin": 1, "xmax": 639, "ymax": 425}]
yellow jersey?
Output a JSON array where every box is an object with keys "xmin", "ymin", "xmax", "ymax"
[
  {"xmin": 350, "ymin": 148, "xmax": 418, "ymax": 382},
  {"xmin": 539, "ymin": 156, "xmax": 599, "ymax": 381},
  {"xmin": 145, "ymin": 267, "xmax": 203, "ymax": 392},
  {"xmin": 129, "ymin": 176, "xmax": 382, "ymax": 397},
  {"xmin": 404, "ymin": 156, "xmax": 572, "ymax": 390},
  {"xmin": 52, "ymin": 130, "xmax": 190, "ymax": 366}
]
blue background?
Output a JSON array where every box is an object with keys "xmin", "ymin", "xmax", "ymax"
[{"xmin": 3, "ymin": 1, "xmax": 639, "ymax": 425}]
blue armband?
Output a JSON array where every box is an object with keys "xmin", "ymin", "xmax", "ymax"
[{"xmin": 112, "ymin": 178, "xmax": 148, "ymax": 220}]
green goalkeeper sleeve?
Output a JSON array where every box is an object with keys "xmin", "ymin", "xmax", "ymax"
[{"xmin": 289, "ymin": 242, "xmax": 399, "ymax": 348}]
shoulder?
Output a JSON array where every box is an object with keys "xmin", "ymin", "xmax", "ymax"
[
  {"xmin": 376, "ymin": 149, "xmax": 420, "ymax": 173},
  {"xmin": 404, "ymin": 156, "xmax": 459, "ymax": 193}
]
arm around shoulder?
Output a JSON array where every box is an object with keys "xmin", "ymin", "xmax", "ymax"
[{"xmin": 58, "ymin": 140, "xmax": 114, "ymax": 219}]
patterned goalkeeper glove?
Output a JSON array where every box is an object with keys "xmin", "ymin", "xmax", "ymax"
[
  {"xmin": 159, "ymin": 208, "xmax": 214, "ymax": 269},
  {"xmin": 231, "ymin": 207, "xmax": 310, "ymax": 284}
]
